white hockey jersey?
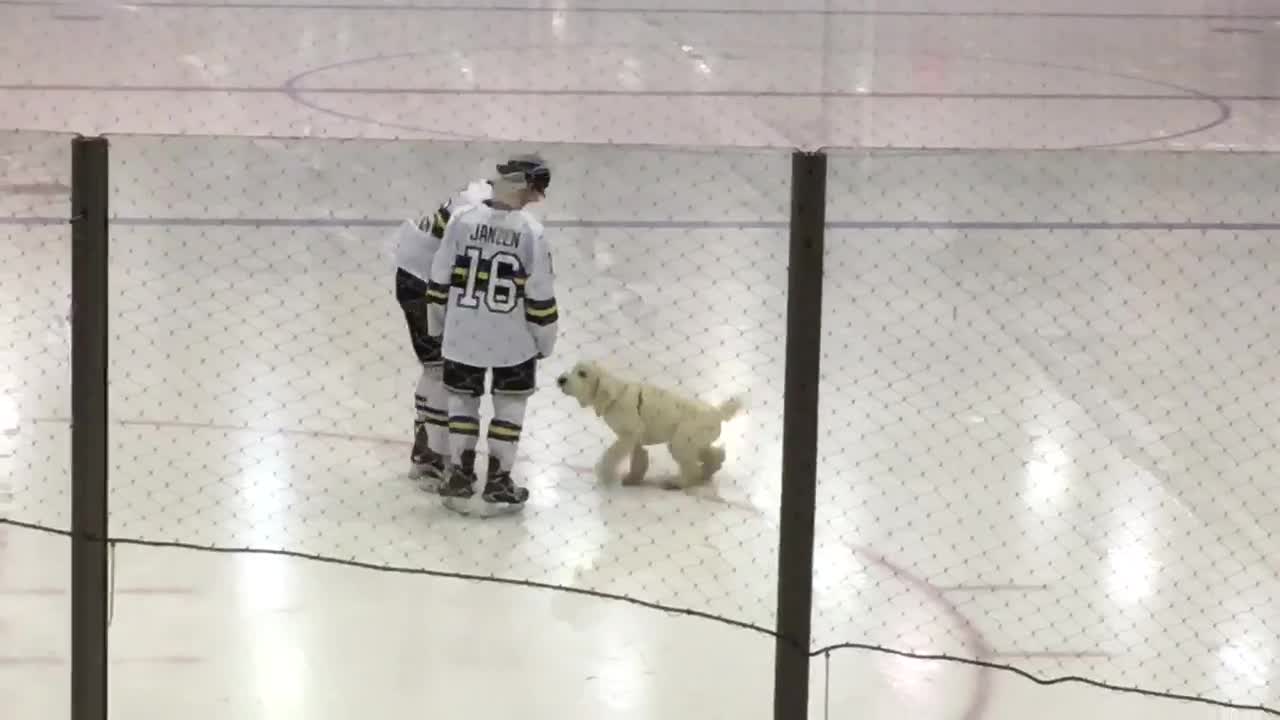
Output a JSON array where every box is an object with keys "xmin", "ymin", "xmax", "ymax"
[
  {"xmin": 426, "ymin": 201, "xmax": 558, "ymax": 368},
  {"xmin": 392, "ymin": 179, "xmax": 493, "ymax": 281}
]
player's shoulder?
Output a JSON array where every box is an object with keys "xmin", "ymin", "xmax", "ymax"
[
  {"xmin": 449, "ymin": 197, "xmax": 492, "ymax": 224},
  {"xmin": 515, "ymin": 209, "xmax": 545, "ymax": 237},
  {"xmin": 452, "ymin": 200, "xmax": 487, "ymax": 217}
]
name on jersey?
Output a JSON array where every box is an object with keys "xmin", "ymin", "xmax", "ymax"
[{"xmin": 469, "ymin": 224, "xmax": 521, "ymax": 248}]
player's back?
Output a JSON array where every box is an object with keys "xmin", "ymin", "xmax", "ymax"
[{"xmin": 437, "ymin": 201, "xmax": 547, "ymax": 368}]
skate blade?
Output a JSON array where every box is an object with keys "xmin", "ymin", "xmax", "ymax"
[{"xmin": 442, "ymin": 495, "xmax": 525, "ymax": 518}]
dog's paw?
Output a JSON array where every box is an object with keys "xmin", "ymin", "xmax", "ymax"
[
  {"xmin": 700, "ymin": 446, "xmax": 726, "ymax": 473},
  {"xmin": 662, "ymin": 473, "xmax": 700, "ymax": 491},
  {"xmin": 594, "ymin": 463, "xmax": 620, "ymax": 485},
  {"xmin": 622, "ymin": 466, "xmax": 647, "ymax": 486},
  {"xmin": 623, "ymin": 448, "xmax": 650, "ymax": 486}
]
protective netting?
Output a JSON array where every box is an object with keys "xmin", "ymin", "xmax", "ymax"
[
  {"xmin": 0, "ymin": 132, "xmax": 72, "ymax": 533},
  {"xmin": 816, "ymin": 148, "xmax": 1280, "ymax": 711},
  {"xmin": 3, "ymin": 133, "xmax": 1279, "ymax": 717},
  {"xmin": 103, "ymin": 134, "xmax": 787, "ymax": 631},
  {"xmin": 0, "ymin": 130, "xmax": 73, "ymax": 718}
]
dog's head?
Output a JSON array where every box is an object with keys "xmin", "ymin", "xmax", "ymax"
[{"xmin": 556, "ymin": 360, "xmax": 623, "ymax": 412}]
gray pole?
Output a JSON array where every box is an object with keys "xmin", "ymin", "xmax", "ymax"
[
  {"xmin": 773, "ymin": 149, "xmax": 827, "ymax": 720},
  {"xmin": 70, "ymin": 134, "xmax": 110, "ymax": 720}
]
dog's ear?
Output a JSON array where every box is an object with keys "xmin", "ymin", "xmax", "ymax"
[
  {"xmin": 575, "ymin": 365, "xmax": 597, "ymax": 408},
  {"xmin": 591, "ymin": 366, "xmax": 623, "ymax": 414},
  {"xmin": 570, "ymin": 361, "xmax": 598, "ymax": 408}
]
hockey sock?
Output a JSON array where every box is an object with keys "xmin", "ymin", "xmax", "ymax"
[
  {"xmin": 488, "ymin": 393, "xmax": 529, "ymax": 472},
  {"xmin": 417, "ymin": 365, "xmax": 449, "ymax": 455},
  {"xmin": 447, "ymin": 393, "xmax": 482, "ymax": 467}
]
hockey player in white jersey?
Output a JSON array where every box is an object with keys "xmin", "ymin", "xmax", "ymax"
[
  {"xmin": 391, "ymin": 177, "xmax": 493, "ymax": 484},
  {"xmin": 426, "ymin": 155, "xmax": 556, "ymax": 511}
]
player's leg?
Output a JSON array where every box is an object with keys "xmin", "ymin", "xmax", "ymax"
[
  {"xmin": 482, "ymin": 356, "xmax": 538, "ymax": 505},
  {"xmin": 397, "ymin": 268, "xmax": 447, "ymax": 481},
  {"xmin": 413, "ymin": 364, "xmax": 449, "ymax": 482},
  {"xmin": 440, "ymin": 359, "xmax": 485, "ymax": 498}
]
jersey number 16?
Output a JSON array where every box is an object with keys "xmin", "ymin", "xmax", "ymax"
[{"xmin": 457, "ymin": 246, "xmax": 523, "ymax": 314}]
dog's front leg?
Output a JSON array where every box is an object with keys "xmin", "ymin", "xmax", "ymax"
[
  {"xmin": 595, "ymin": 435, "xmax": 639, "ymax": 485},
  {"xmin": 623, "ymin": 446, "xmax": 650, "ymax": 486}
]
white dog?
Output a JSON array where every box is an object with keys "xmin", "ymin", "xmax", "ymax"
[{"xmin": 556, "ymin": 361, "xmax": 744, "ymax": 489}]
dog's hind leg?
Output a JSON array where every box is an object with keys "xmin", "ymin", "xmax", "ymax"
[
  {"xmin": 667, "ymin": 438, "xmax": 707, "ymax": 490},
  {"xmin": 623, "ymin": 446, "xmax": 650, "ymax": 486},
  {"xmin": 699, "ymin": 445, "xmax": 727, "ymax": 480}
]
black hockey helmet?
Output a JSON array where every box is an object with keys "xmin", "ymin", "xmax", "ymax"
[{"xmin": 496, "ymin": 154, "xmax": 551, "ymax": 195}]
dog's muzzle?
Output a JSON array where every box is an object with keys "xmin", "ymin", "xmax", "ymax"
[{"xmin": 556, "ymin": 375, "xmax": 568, "ymax": 387}]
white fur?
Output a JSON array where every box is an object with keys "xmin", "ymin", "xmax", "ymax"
[{"xmin": 557, "ymin": 361, "xmax": 744, "ymax": 489}]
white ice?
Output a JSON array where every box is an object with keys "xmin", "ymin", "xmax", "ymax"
[{"xmin": 2, "ymin": 1, "xmax": 1279, "ymax": 718}]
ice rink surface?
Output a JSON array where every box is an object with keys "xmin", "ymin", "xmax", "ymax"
[{"xmin": 2, "ymin": 1, "xmax": 1280, "ymax": 718}]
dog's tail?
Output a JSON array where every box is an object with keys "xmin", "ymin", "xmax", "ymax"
[{"xmin": 716, "ymin": 395, "xmax": 746, "ymax": 422}]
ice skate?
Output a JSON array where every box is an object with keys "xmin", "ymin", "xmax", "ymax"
[
  {"xmin": 409, "ymin": 423, "xmax": 447, "ymax": 490},
  {"xmin": 443, "ymin": 455, "xmax": 527, "ymax": 517},
  {"xmin": 439, "ymin": 450, "xmax": 478, "ymax": 499},
  {"xmin": 482, "ymin": 470, "xmax": 530, "ymax": 506}
]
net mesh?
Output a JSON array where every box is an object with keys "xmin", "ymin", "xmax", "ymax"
[
  {"xmin": 816, "ymin": 148, "xmax": 1280, "ymax": 710},
  {"xmin": 0, "ymin": 130, "xmax": 73, "ymax": 718},
  {"xmin": 104, "ymin": 134, "xmax": 787, "ymax": 630},
  {"xmin": 1, "ymin": 132, "xmax": 1278, "ymax": 716}
]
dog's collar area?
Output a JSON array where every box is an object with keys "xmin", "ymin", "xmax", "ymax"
[
  {"xmin": 595, "ymin": 382, "xmax": 621, "ymax": 418},
  {"xmin": 596, "ymin": 383, "xmax": 639, "ymax": 420}
]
